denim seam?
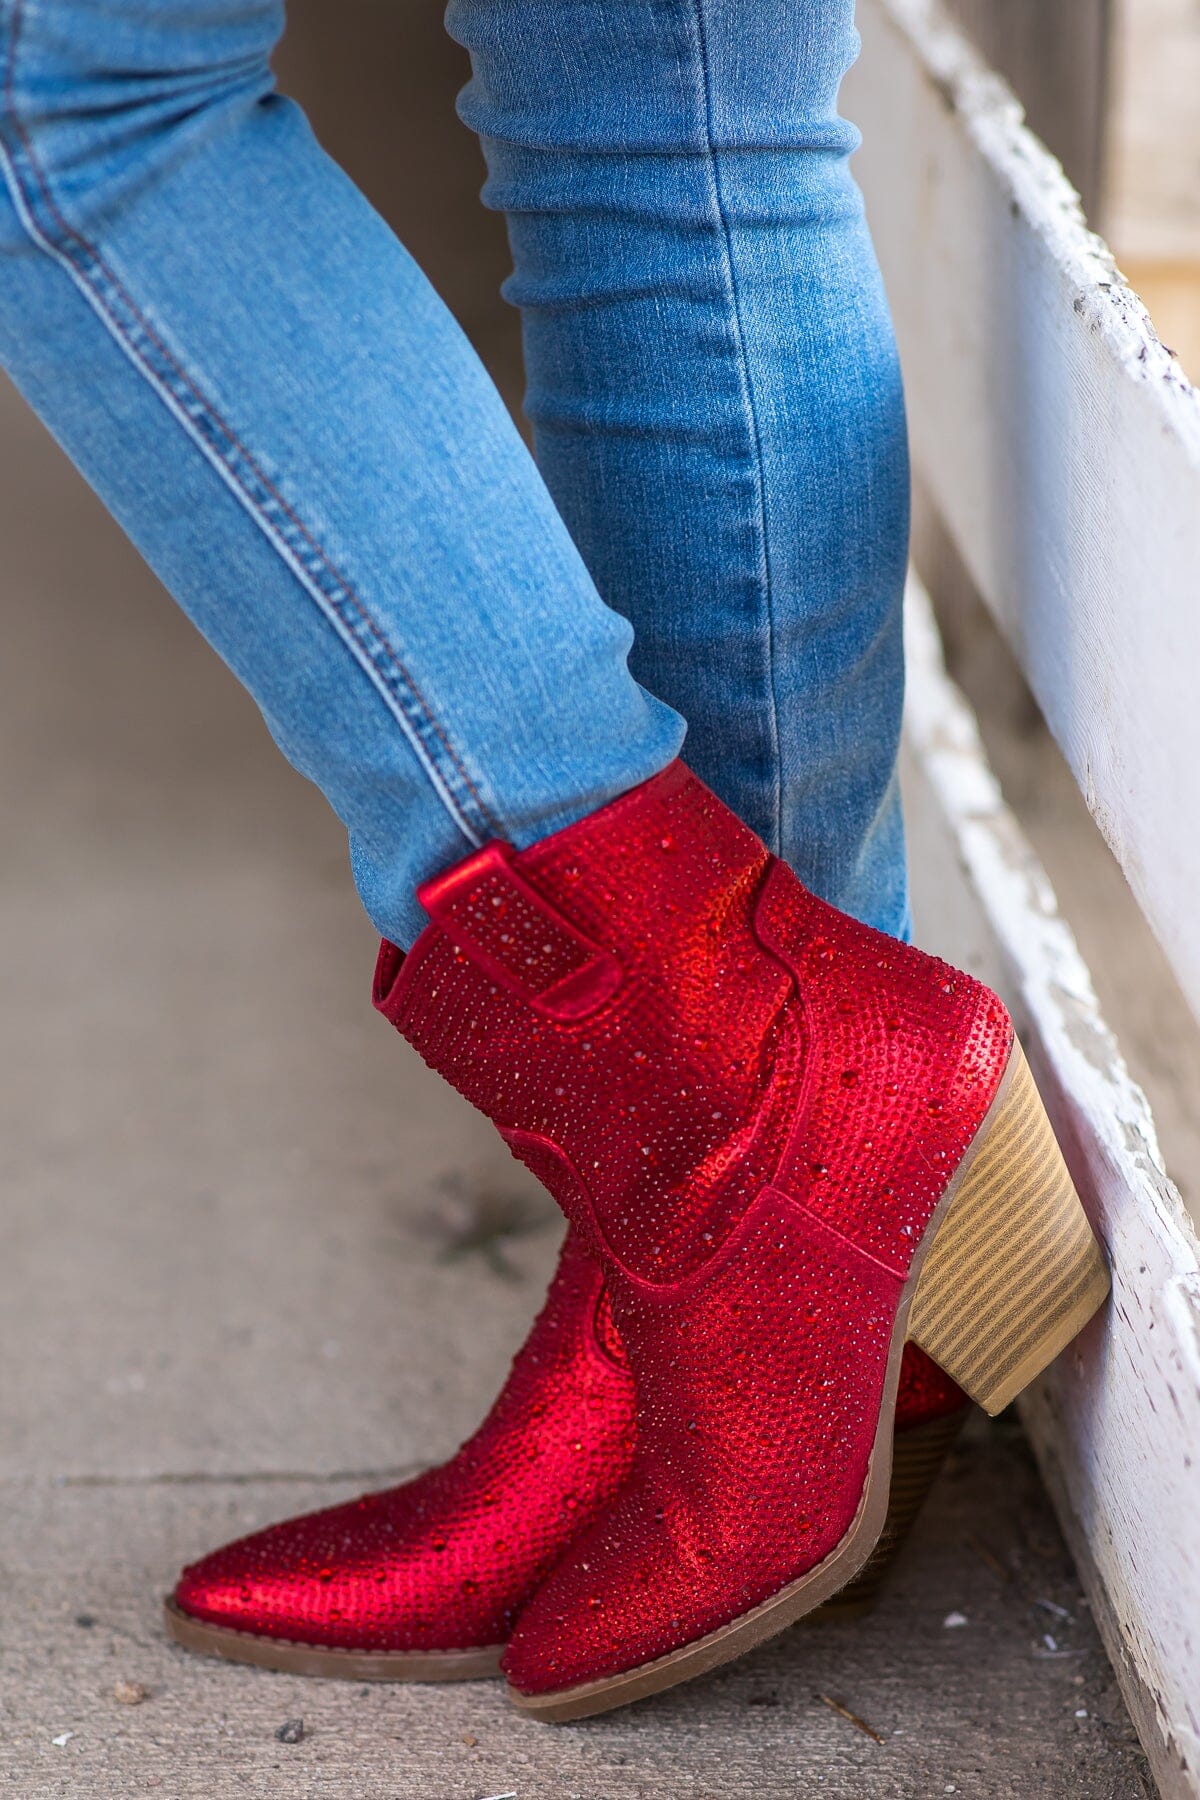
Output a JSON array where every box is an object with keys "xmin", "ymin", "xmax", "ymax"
[
  {"xmin": 0, "ymin": 2, "xmax": 501, "ymax": 849},
  {"xmin": 687, "ymin": 0, "xmax": 783, "ymax": 855}
]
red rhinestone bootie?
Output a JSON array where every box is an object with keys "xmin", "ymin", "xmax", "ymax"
[
  {"xmin": 164, "ymin": 1215, "xmax": 965, "ymax": 1676},
  {"xmin": 374, "ymin": 760, "xmax": 1109, "ymax": 1719}
]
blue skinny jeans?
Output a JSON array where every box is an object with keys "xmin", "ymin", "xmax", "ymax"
[{"xmin": 0, "ymin": 0, "xmax": 909, "ymax": 950}]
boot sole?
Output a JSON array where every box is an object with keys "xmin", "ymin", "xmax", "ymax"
[
  {"xmin": 161, "ymin": 1600, "xmax": 505, "ymax": 1681},
  {"xmin": 509, "ymin": 1038, "xmax": 1110, "ymax": 1721},
  {"xmin": 161, "ymin": 1409, "xmax": 962, "ymax": 1680}
]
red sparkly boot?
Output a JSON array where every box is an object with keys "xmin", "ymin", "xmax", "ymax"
[
  {"xmin": 374, "ymin": 760, "xmax": 1108, "ymax": 1719},
  {"xmin": 164, "ymin": 1220, "xmax": 964, "ymax": 1676}
]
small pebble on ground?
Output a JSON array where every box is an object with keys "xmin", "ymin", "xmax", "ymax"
[{"xmin": 112, "ymin": 1680, "xmax": 150, "ymax": 1705}]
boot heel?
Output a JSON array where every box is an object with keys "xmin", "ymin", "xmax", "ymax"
[
  {"xmin": 812, "ymin": 1410, "xmax": 966, "ymax": 1620},
  {"xmin": 909, "ymin": 1043, "xmax": 1109, "ymax": 1416}
]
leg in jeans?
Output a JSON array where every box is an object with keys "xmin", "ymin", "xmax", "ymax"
[
  {"xmin": 450, "ymin": 0, "xmax": 911, "ymax": 938},
  {"xmin": 1, "ymin": 0, "xmax": 1032, "ymax": 1708},
  {"xmin": 0, "ymin": 0, "xmax": 683, "ymax": 951},
  {"xmin": 375, "ymin": 25, "xmax": 1097, "ymax": 1715}
]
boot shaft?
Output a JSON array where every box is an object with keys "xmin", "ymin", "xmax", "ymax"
[{"xmin": 376, "ymin": 762, "xmax": 1010, "ymax": 1283}]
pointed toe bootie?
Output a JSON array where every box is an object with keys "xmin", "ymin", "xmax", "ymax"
[
  {"xmin": 165, "ymin": 1231, "xmax": 634, "ymax": 1679},
  {"xmin": 374, "ymin": 760, "xmax": 1108, "ymax": 1719},
  {"xmin": 165, "ymin": 1222, "xmax": 963, "ymax": 1679}
]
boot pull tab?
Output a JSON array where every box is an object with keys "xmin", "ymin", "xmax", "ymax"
[{"xmin": 417, "ymin": 841, "xmax": 622, "ymax": 1021}]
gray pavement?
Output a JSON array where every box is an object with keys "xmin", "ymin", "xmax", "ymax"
[{"xmin": 2, "ymin": 1429, "xmax": 1149, "ymax": 1800}]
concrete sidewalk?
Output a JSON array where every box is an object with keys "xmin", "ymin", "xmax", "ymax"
[{"xmin": 0, "ymin": 373, "xmax": 1152, "ymax": 1798}]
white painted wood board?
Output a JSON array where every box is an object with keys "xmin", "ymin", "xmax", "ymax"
[
  {"xmin": 904, "ymin": 575, "xmax": 1200, "ymax": 1800},
  {"xmin": 843, "ymin": 0, "xmax": 1200, "ymax": 1028}
]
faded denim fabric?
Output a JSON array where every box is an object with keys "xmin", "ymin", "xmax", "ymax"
[{"xmin": 0, "ymin": 0, "xmax": 908, "ymax": 948}]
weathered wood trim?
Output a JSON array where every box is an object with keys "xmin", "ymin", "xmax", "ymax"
[
  {"xmin": 843, "ymin": 0, "xmax": 1200, "ymax": 1028},
  {"xmin": 904, "ymin": 575, "xmax": 1200, "ymax": 1799}
]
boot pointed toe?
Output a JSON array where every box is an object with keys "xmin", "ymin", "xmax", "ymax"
[{"xmin": 165, "ymin": 1233, "xmax": 636, "ymax": 1674}]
